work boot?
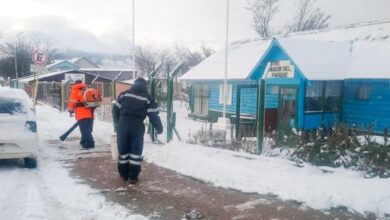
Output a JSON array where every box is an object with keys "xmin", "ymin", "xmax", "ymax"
[
  {"xmin": 120, "ymin": 175, "xmax": 128, "ymax": 182},
  {"xmin": 79, "ymin": 141, "xmax": 86, "ymax": 148},
  {"xmin": 128, "ymin": 177, "xmax": 139, "ymax": 185}
]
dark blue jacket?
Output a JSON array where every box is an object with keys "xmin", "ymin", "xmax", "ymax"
[{"xmin": 112, "ymin": 79, "xmax": 163, "ymax": 134}]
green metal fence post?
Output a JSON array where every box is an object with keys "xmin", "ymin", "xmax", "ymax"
[
  {"xmin": 167, "ymin": 70, "xmax": 172, "ymax": 142},
  {"xmin": 257, "ymin": 79, "xmax": 266, "ymax": 154},
  {"xmin": 235, "ymin": 85, "xmax": 241, "ymax": 140},
  {"xmin": 166, "ymin": 63, "xmax": 182, "ymax": 143},
  {"xmin": 147, "ymin": 64, "xmax": 162, "ymax": 142}
]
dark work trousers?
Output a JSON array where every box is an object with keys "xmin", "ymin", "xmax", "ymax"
[
  {"xmin": 78, "ymin": 118, "xmax": 95, "ymax": 148},
  {"xmin": 117, "ymin": 116, "xmax": 145, "ymax": 180}
]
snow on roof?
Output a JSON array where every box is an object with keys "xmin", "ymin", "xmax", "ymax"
[
  {"xmin": 46, "ymin": 60, "xmax": 77, "ymax": 69},
  {"xmin": 275, "ymin": 38, "xmax": 351, "ymax": 80},
  {"xmin": 79, "ymin": 68, "xmax": 135, "ymax": 81},
  {"xmin": 19, "ymin": 70, "xmax": 81, "ymax": 82},
  {"xmin": 79, "ymin": 68, "xmax": 135, "ymax": 72},
  {"xmin": 0, "ymin": 86, "xmax": 33, "ymax": 107},
  {"xmin": 19, "ymin": 68, "xmax": 136, "ymax": 83},
  {"xmin": 276, "ymin": 37, "xmax": 390, "ymax": 80},
  {"xmin": 68, "ymin": 57, "xmax": 82, "ymax": 63},
  {"xmin": 285, "ymin": 19, "xmax": 390, "ymax": 43},
  {"xmin": 181, "ymin": 20, "xmax": 390, "ymax": 81},
  {"xmin": 180, "ymin": 39, "xmax": 272, "ymax": 80}
]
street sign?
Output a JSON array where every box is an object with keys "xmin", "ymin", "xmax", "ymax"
[{"xmin": 32, "ymin": 50, "xmax": 48, "ymax": 66}]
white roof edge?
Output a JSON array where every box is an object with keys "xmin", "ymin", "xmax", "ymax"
[{"xmin": 80, "ymin": 68, "xmax": 136, "ymax": 72}]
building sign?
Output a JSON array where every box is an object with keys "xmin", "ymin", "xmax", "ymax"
[
  {"xmin": 65, "ymin": 74, "xmax": 85, "ymax": 83},
  {"xmin": 265, "ymin": 60, "xmax": 294, "ymax": 78}
]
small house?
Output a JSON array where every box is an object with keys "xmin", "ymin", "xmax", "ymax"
[
  {"xmin": 18, "ymin": 69, "xmax": 135, "ymax": 108},
  {"xmin": 180, "ymin": 20, "xmax": 390, "ymax": 134},
  {"xmin": 180, "ymin": 40, "xmax": 271, "ymax": 122}
]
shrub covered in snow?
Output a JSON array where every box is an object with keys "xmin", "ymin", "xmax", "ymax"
[{"xmin": 269, "ymin": 125, "xmax": 390, "ymax": 178}]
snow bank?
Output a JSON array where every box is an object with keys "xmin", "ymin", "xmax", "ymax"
[
  {"xmin": 27, "ymin": 103, "xmax": 390, "ymax": 218},
  {"xmin": 143, "ymin": 141, "xmax": 390, "ymax": 217},
  {"xmin": 36, "ymin": 104, "xmax": 114, "ymax": 146},
  {"xmin": 9, "ymin": 104, "xmax": 146, "ymax": 220}
]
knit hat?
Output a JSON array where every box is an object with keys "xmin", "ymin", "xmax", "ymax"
[{"xmin": 134, "ymin": 77, "xmax": 147, "ymax": 86}]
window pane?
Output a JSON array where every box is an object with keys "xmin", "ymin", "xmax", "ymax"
[
  {"xmin": 104, "ymin": 82, "xmax": 111, "ymax": 97},
  {"xmin": 201, "ymin": 85, "xmax": 209, "ymax": 97},
  {"xmin": 194, "ymin": 85, "xmax": 202, "ymax": 97},
  {"xmin": 306, "ymin": 82, "xmax": 323, "ymax": 98},
  {"xmin": 324, "ymin": 82, "xmax": 342, "ymax": 111},
  {"xmin": 305, "ymin": 82, "xmax": 323, "ymax": 111},
  {"xmin": 325, "ymin": 82, "xmax": 342, "ymax": 97}
]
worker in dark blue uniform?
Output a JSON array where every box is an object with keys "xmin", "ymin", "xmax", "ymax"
[{"xmin": 112, "ymin": 77, "xmax": 163, "ymax": 184}]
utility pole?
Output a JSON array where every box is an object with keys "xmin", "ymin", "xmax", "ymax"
[
  {"xmin": 14, "ymin": 43, "xmax": 18, "ymax": 88},
  {"xmin": 223, "ymin": 0, "xmax": 230, "ymax": 118},
  {"xmin": 132, "ymin": 0, "xmax": 136, "ymax": 79}
]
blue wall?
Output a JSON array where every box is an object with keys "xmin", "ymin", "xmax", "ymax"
[
  {"xmin": 187, "ymin": 38, "xmax": 390, "ymax": 133},
  {"xmin": 342, "ymin": 79, "xmax": 390, "ymax": 132},
  {"xmin": 249, "ymin": 40, "xmax": 306, "ymax": 128},
  {"xmin": 304, "ymin": 112, "xmax": 340, "ymax": 129},
  {"xmin": 208, "ymin": 80, "xmax": 258, "ymax": 115}
]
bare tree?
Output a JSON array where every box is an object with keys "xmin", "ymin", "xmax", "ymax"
[
  {"xmin": 247, "ymin": 0, "xmax": 279, "ymax": 38},
  {"xmin": 287, "ymin": 0, "xmax": 331, "ymax": 33},
  {"xmin": 173, "ymin": 45, "xmax": 203, "ymax": 76},
  {"xmin": 200, "ymin": 42, "xmax": 215, "ymax": 58},
  {"xmin": 135, "ymin": 44, "xmax": 159, "ymax": 77},
  {"xmin": 0, "ymin": 34, "xmax": 35, "ymax": 78},
  {"xmin": 0, "ymin": 33, "xmax": 60, "ymax": 78}
]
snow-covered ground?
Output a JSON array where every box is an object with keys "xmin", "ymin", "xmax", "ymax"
[
  {"xmin": 0, "ymin": 105, "xmax": 147, "ymax": 220},
  {"xmin": 144, "ymin": 141, "xmax": 390, "ymax": 218},
  {"xmin": 144, "ymin": 102, "xmax": 390, "ymax": 218},
  {"xmin": 2, "ymin": 102, "xmax": 389, "ymax": 219}
]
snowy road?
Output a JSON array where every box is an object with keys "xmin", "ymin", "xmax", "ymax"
[{"xmin": 0, "ymin": 105, "xmax": 146, "ymax": 220}]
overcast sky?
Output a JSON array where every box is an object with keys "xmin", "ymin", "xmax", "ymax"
[{"xmin": 1, "ymin": 0, "xmax": 389, "ymax": 54}]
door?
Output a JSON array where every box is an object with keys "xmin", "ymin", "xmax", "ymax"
[{"xmin": 278, "ymin": 87, "xmax": 298, "ymax": 130}]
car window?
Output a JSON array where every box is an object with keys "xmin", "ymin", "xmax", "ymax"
[{"xmin": 0, "ymin": 98, "xmax": 25, "ymax": 114}]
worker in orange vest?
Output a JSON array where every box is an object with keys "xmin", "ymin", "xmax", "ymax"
[{"xmin": 68, "ymin": 80, "xmax": 95, "ymax": 149}]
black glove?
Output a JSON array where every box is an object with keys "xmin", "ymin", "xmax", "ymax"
[{"xmin": 69, "ymin": 110, "xmax": 74, "ymax": 117}]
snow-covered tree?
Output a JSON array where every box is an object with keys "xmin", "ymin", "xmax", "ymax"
[
  {"xmin": 287, "ymin": 0, "xmax": 331, "ymax": 33},
  {"xmin": 247, "ymin": 0, "xmax": 280, "ymax": 38}
]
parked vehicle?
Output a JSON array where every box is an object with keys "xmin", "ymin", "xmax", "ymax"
[{"xmin": 0, "ymin": 86, "xmax": 38, "ymax": 168}]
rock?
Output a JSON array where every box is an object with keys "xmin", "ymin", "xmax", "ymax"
[{"xmin": 182, "ymin": 208, "xmax": 205, "ymax": 219}]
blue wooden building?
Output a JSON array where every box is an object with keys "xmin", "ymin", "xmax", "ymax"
[
  {"xmin": 181, "ymin": 20, "xmax": 390, "ymax": 133},
  {"xmin": 181, "ymin": 39, "xmax": 271, "ymax": 122},
  {"xmin": 248, "ymin": 37, "xmax": 390, "ymax": 133}
]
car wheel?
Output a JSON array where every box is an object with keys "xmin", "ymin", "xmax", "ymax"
[{"xmin": 24, "ymin": 157, "xmax": 38, "ymax": 168}]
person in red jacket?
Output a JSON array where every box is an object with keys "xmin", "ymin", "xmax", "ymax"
[{"xmin": 68, "ymin": 80, "xmax": 95, "ymax": 149}]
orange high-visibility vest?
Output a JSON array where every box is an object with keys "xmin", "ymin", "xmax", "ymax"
[{"xmin": 68, "ymin": 83, "xmax": 93, "ymax": 120}]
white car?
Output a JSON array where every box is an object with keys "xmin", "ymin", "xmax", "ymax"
[{"xmin": 0, "ymin": 86, "xmax": 38, "ymax": 168}]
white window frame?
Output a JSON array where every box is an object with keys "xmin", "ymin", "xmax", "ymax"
[{"xmin": 219, "ymin": 84, "xmax": 232, "ymax": 105}]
